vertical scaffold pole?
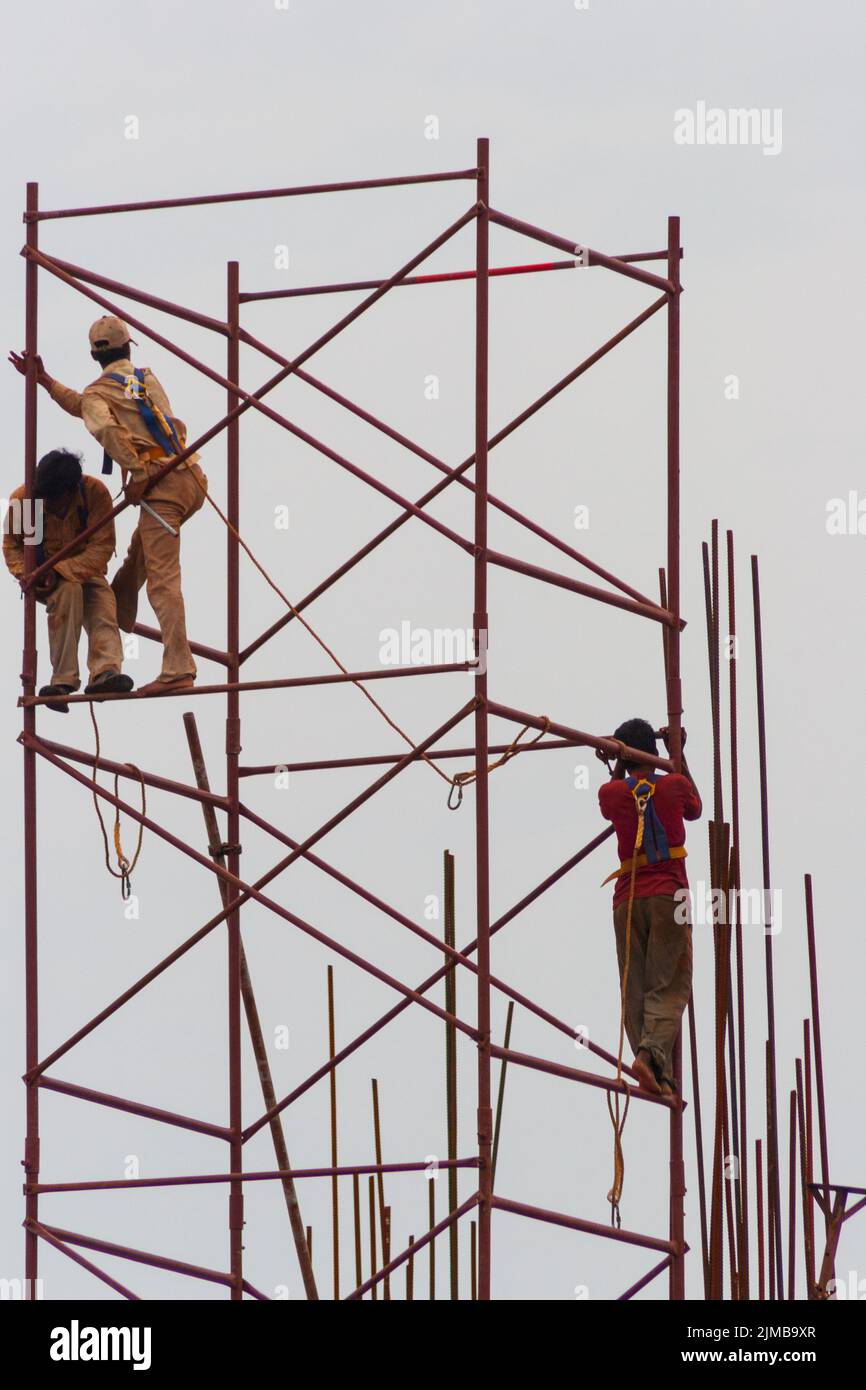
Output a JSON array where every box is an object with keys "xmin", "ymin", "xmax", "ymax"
[
  {"xmin": 23, "ymin": 181, "xmax": 40, "ymax": 1298},
  {"xmin": 474, "ymin": 136, "xmax": 493, "ymax": 1301},
  {"xmin": 226, "ymin": 260, "xmax": 243, "ymax": 1297},
  {"xmin": 666, "ymin": 213, "xmax": 686, "ymax": 1300}
]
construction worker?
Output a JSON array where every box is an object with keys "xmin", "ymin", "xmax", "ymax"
[
  {"xmin": 9, "ymin": 316, "xmax": 208, "ymax": 695},
  {"xmin": 3, "ymin": 448, "xmax": 133, "ymax": 712},
  {"xmin": 597, "ymin": 717, "xmax": 702, "ymax": 1096}
]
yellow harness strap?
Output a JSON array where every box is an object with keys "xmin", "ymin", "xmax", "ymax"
[{"xmin": 601, "ymin": 844, "xmax": 687, "ymax": 886}]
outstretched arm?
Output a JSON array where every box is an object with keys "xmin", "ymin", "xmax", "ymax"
[{"xmin": 9, "ymin": 349, "xmax": 83, "ymax": 417}]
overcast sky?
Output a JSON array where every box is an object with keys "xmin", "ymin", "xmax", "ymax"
[{"xmin": 2, "ymin": 0, "xmax": 864, "ymax": 1301}]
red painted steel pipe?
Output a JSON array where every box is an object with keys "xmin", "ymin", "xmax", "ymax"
[
  {"xmin": 618, "ymin": 1254, "xmax": 673, "ymax": 1301},
  {"xmin": 492, "ymin": 1195, "xmax": 676, "ymax": 1255},
  {"xmin": 237, "ymin": 328, "xmax": 659, "ymax": 612},
  {"xmin": 39, "ymin": 1223, "xmax": 237, "ymax": 1289},
  {"xmin": 22, "ymin": 242, "xmax": 480, "ymax": 571},
  {"xmin": 21, "ymin": 660, "xmax": 473, "ymax": 707},
  {"xmin": 239, "ymin": 737, "xmax": 575, "ymax": 776},
  {"xmin": 665, "ymin": 215, "xmax": 686, "ymax": 1301},
  {"xmin": 244, "ymin": 822, "xmax": 644, "ymax": 1139},
  {"xmin": 488, "ymin": 208, "xmax": 672, "ymax": 294},
  {"xmin": 473, "ymin": 137, "xmax": 493, "ymax": 1302},
  {"xmin": 37, "ymin": 251, "xmax": 228, "ymax": 334},
  {"xmin": 225, "ymin": 259, "xmax": 243, "ymax": 1299},
  {"xmin": 243, "ymin": 829, "xmax": 617, "ymax": 1141},
  {"xmin": 28, "ymin": 735, "xmax": 229, "ymax": 808},
  {"xmin": 239, "ymin": 804, "xmax": 484, "ymax": 976},
  {"xmin": 31, "ymin": 1158, "xmax": 481, "ymax": 1195},
  {"xmin": 36, "ymin": 1075, "xmax": 232, "ymax": 1141},
  {"xmin": 240, "ymin": 259, "xmax": 576, "ymax": 301},
  {"xmin": 21, "ymin": 205, "xmax": 478, "ymax": 587},
  {"xmin": 238, "ymin": 293, "xmax": 668, "ymax": 664},
  {"xmin": 31, "ymin": 168, "xmax": 479, "ymax": 221},
  {"xmin": 489, "ymin": 1045, "xmax": 679, "ymax": 1110},
  {"xmin": 27, "ymin": 1221, "xmax": 140, "ymax": 1300},
  {"xmin": 22, "ymin": 179, "xmax": 40, "ymax": 1297},
  {"xmin": 486, "ymin": 701, "xmax": 676, "ymax": 772},
  {"xmin": 487, "ymin": 547, "xmax": 677, "ymax": 627},
  {"xmin": 26, "ymin": 704, "xmax": 478, "ymax": 1079}
]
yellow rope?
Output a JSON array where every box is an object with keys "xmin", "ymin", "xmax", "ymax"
[
  {"xmin": 89, "ymin": 705, "xmax": 145, "ymax": 900},
  {"xmin": 183, "ymin": 467, "xmax": 458, "ymax": 790},
  {"xmin": 447, "ymin": 717, "xmax": 551, "ymax": 809},
  {"xmin": 169, "ymin": 464, "xmax": 545, "ymax": 808},
  {"xmin": 606, "ymin": 786, "xmax": 648, "ymax": 1226}
]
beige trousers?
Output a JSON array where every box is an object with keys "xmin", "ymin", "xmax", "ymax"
[
  {"xmin": 39, "ymin": 577, "xmax": 123, "ymax": 690},
  {"xmin": 612, "ymin": 893, "xmax": 692, "ymax": 1087},
  {"xmin": 112, "ymin": 463, "xmax": 207, "ymax": 682}
]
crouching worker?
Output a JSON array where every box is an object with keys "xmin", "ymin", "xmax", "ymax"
[
  {"xmin": 10, "ymin": 314, "xmax": 208, "ymax": 696},
  {"xmin": 597, "ymin": 718, "xmax": 701, "ymax": 1096},
  {"xmin": 3, "ymin": 449, "xmax": 133, "ymax": 713}
]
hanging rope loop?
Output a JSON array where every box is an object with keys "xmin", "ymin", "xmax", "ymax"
[
  {"xmin": 447, "ymin": 716, "xmax": 551, "ymax": 809},
  {"xmin": 89, "ymin": 706, "xmax": 145, "ymax": 899}
]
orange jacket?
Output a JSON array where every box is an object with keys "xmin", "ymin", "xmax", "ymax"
[
  {"xmin": 48, "ymin": 358, "xmax": 199, "ymax": 484},
  {"xmin": 3, "ymin": 474, "xmax": 116, "ymax": 583}
]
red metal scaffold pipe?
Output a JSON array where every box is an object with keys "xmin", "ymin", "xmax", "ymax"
[{"xmin": 17, "ymin": 144, "xmax": 690, "ymax": 1300}]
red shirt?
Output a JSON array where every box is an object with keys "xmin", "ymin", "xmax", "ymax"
[{"xmin": 598, "ymin": 774, "xmax": 701, "ymax": 908}]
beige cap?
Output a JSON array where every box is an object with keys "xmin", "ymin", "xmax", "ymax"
[{"xmin": 89, "ymin": 315, "xmax": 136, "ymax": 350}]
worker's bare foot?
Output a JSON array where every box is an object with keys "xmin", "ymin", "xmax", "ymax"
[
  {"xmin": 659, "ymin": 1080, "xmax": 676, "ymax": 1097},
  {"xmin": 632, "ymin": 1050, "xmax": 661, "ymax": 1094},
  {"xmin": 136, "ymin": 675, "xmax": 195, "ymax": 697}
]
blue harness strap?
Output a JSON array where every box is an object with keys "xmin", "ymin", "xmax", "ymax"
[
  {"xmin": 625, "ymin": 773, "xmax": 671, "ymax": 864},
  {"xmin": 36, "ymin": 480, "xmax": 89, "ymax": 569},
  {"xmin": 101, "ymin": 368, "xmax": 182, "ymax": 474}
]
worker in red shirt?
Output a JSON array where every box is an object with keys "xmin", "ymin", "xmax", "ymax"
[{"xmin": 597, "ymin": 717, "xmax": 702, "ymax": 1096}]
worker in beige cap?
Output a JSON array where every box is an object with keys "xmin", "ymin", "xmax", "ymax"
[{"xmin": 10, "ymin": 316, "xmax": 208, "ymax": 695}]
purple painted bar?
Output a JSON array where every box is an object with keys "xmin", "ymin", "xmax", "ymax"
[
  {"xmin": 489, "ymin": 208, "xmax": 672, "ymax": 294},
  {"xmin": 33, "ymin": 1157, "xmax": 481, "ymax": 1195},
  {"xmin": 240, "ymin": 259, "xmax": 575, "ymax": 301},
  {"xmin": 32, "ymin": 168, "xmax": 479, "ymax": 221},
  {"xmin": 36, "ymin": 1075, "xmax": 232, "ymax": 1141},
  {"xmin": 492, "ymin": 1194, "xmax": 676, "ymax": 1255}
]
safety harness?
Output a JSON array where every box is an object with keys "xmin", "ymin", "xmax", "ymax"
[
  {"xmin": 601, "ymin": 773, "xmax": 687, "ymax": 886},
  {"xmin": 35, "ymin": 480, "xmax": 89, "ymax": 568},
  {"xmin": 100, "ymin": 367, "xmax": 184, "ymax": 475},
  {"xmin": 604, "ymin": 772, "xmax": 685, "ymax": 1225}
]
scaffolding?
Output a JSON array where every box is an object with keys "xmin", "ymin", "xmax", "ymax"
[{"xmin": 16, "ymin": 139, "xmax": 855, "ymax": 1300}]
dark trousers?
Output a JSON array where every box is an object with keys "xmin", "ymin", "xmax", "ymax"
[{"xmin": 612, "ymin": 893, "xmax": 692, "ymax": 1086}]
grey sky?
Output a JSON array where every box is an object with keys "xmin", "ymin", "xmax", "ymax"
[{"xmin": 2, "ymin": 0, "xmax": 863, "ymax": 1300}]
